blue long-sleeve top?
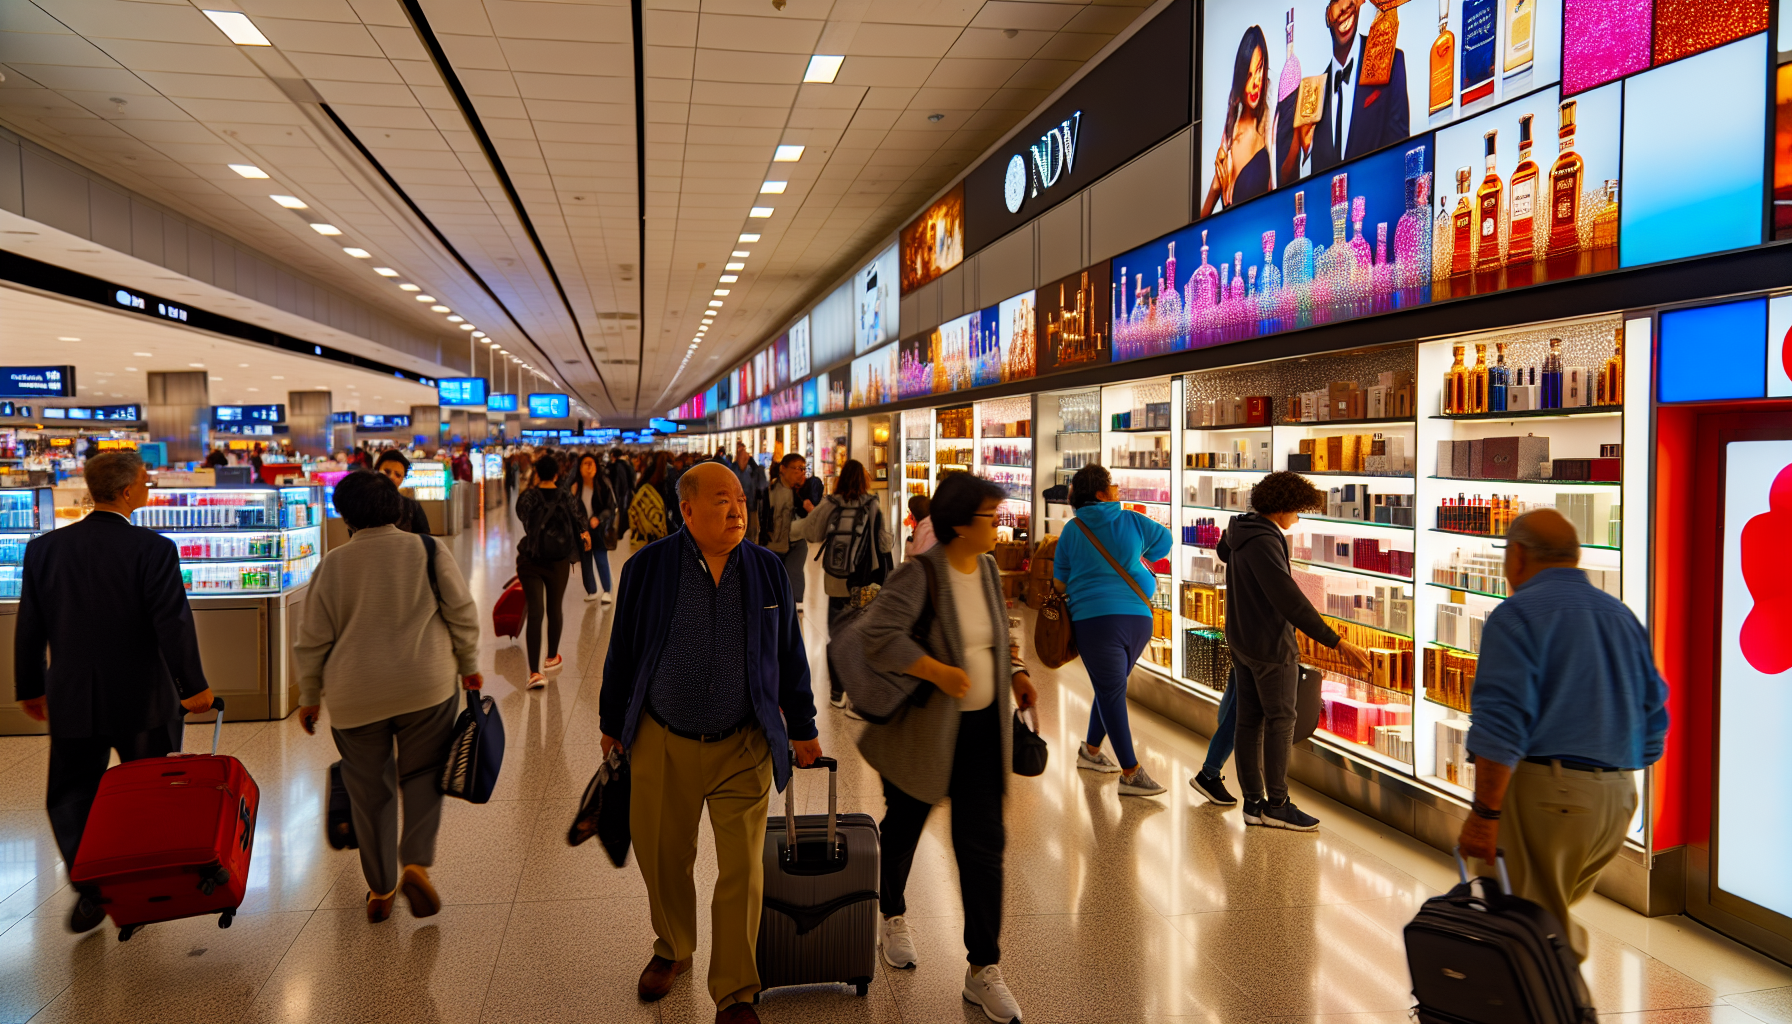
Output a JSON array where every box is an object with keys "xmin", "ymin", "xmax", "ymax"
[
  {"xmin": 1464, "ymin": 567, "xmax": 1669, "ymax": 771},
  {"xmin": 1052, "ymin": 501, "xmax": 1172, "ymax": 621}
]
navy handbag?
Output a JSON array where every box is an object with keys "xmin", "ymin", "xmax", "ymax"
[{"xmin": 440, "ymin": 689, "xmax": 505, "ymax": 803}]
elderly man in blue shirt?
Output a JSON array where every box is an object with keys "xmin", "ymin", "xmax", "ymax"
[{"xmin": 1457, "ymin": 508, "xmax": 1669, "ymax": 962}]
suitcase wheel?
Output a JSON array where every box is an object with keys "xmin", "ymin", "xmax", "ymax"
[
  {"xmin": 218, "ymin": 911, "xmax": 234, "ymax": 929},
  {"xmin": 118, "ymin": 925, "xmax": 136, "ymax": 942},
  {"xmin": 855, "ymin": 982, "xmax": 869, "ymax": 997}
]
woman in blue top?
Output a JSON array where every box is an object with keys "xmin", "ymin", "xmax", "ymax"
[{"xmin": 1052, "ymin": 464, "xmax": 1173, "ymax": 796}]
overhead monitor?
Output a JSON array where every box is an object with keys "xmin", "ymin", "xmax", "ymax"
[
  {"xmin": 437, "ymin": 377, "xmax": 488, "ymax": 406},
  {"xmin": 0, "ymin": 366, "xmax": 75, "ymax": 399},
  {"xmin": 527, "ymin": 393, "xmax": 570, "ymax": 418},
  {"xmin": 213, "ymin": 404, "xmax": 284, "ymax": 425},
  {"xmin": 487, "ymin": 393, "xmax": 518, "ymax": 412}
]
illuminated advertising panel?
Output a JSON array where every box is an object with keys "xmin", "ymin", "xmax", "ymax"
[
  {"xmin": 853, "ymin": 245, "xmax": 899, "ymax": 355},
  {"xmin": 997, "ymin": 290, "xmax": 1037, "ymax": 383},
  {"xmin": 899, "ymin": 183, "xmax": 965, "ymax": 293},
  {"xmin": 789, "ymin": 316, "xmax": 812, "ymax": 379},
  {"xmin": 1037, "ymin": 261, "xmax": 1111, "ymax": 373},
  {"xmin": 849, "ymin": 343, "xmax": 897, "ymax": 409}
]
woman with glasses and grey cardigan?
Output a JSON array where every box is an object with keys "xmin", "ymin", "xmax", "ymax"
[{"xmin": 855, "ymin": 473, "xmax": 1038, "ymax": 1024}]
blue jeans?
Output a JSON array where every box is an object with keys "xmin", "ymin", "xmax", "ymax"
[
  {"xmin": 579, "ymin": 542, "xmax": 611, "ymax": 595},
  {"xmin": 1076, "ymin": 614, "xmax": 1154, "ymax": 771},
  {"xmin": 1200, "ymin": 668, "xmax": 1239, "ymax": 777}
]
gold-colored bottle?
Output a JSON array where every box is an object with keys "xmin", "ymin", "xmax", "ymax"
[
  {"xmin": 1469, "ymin": 343, "xmax": 1490, "ymax": 413},
  {"xmin": 1598, "ymin": 328, "xmax": 1624, "ymax": 405},
  {"xmin": 1591, "ymin": 178, "xmax": 1619, "ymax": 250},
  {"xmin": 1474, "ymin": 130, "xmax": 1504, "ymax": 271},
  {"xmin": 1504, "ymin": 0, "xmax": 1535, "ymax": 75},
  {"xmin": 1506, "ymin": 114, "xmax": 1539, "ymax": 264},
  {"xmin": 1451, "ymin": 167, "xmax": 1474, "ymax": 276},
  {"xmin": 1429, "ymin": 0, "xmax": 1455, "ymax": 115},
  {"xmin": 1547, "ymin": 100, "xmax": 1585, "ymax": 258},
  {"xmin": 1446, "ymin": 344, "xmax": 1468, "ymax": 414}
]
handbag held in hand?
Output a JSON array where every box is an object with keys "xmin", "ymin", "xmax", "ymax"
[
  {"xmin": 1012, "ymin": 707, "xmax": 1048, "ymax": 777},
  {"xmin": 439, "ymin": 689, "xmax": 505, "ymax": 803},
  {"xmin": 568, "ymin": 746, "xmax": 633, "ymax": 868}
]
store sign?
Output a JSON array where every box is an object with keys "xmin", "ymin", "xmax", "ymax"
[
  {"xmin": 42, "ymin": 404, "xmax": 140, "ymax": 421},
  {"xmin": 0, "ymin": 402, "xmax": 31, "ymax": 418},
  {"xmin": 112, "ymin": 288, "xmax": 189, "ymax": 323},
  {"xmin": 0, "ymin": 366, "xmax": 74, "ymax": 399},
  {"xmin": 962, "ymin": 0, "xmax": 1192, "ymax": 253},
  {"xmin": 358, "ymin": 414, "xmax": 410, "ymax": 430},
  {"xmin": 330, "ymin": 411, "xmax": 357, "ymax": 424},
  {"xmin": 1717, "ymin": 440, "xmax": 1792, "ymax": 920}
]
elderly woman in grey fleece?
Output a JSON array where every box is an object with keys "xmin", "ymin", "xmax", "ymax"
[
  {"xmin": 855, "ymin": 472, "xmax": 1037, "ymax": 1024},
  {"xmin": 293, "ymin": 470, "xmax": 483, "ymax": 924}
]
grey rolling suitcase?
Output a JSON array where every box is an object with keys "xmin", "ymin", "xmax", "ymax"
[{"xmin": 755, "ymin": 755, "xmax": 879, "ymax": 999}]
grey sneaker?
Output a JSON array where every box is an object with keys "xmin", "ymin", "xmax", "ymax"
[
  {"xmin": 1118, "ymin": 766, "xmax": 1166, "ymax": 796},
  {"xmin": 879, "ymin": 914, "xmax": 916, "ymax": 969},
  {"xmin": 1076, "ymin": 745, "xmax": 1122, "ymax": 773},
  {"xmin": 963, "ymin": 964, "xmax": 1022, "ymax": 1023}
]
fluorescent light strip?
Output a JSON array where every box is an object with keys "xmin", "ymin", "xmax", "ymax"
[{"xmin": 202, "ymin": 10, "xmax": 271, "ymax": 46}]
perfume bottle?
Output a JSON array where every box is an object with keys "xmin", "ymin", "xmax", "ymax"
[
  {"xmin": 1314, "ymin": 173, "xmax": 1350, "ymax": 323},
  {"xmin": 1192, "ymin": 230, "xmax": 1219, "ymax": 345},
  {"xmin": 1591, "ymin": 179, "xmax": 1619, "ymax": 250},
  {"xmin": 1507, "ymin": 113, "xmax": 1539, "ymax": 263},
  {"xmin": 1451, "ymin": 167, "xmax": 1474, "ymax": 276},
  {"xmin": 1547, "ymin": 100, "xmax": 1584, "ymax": 258},
  {"xmin": 1540, "ymin": 337, "xmax": 1564, "ymax": 409},
  {"xmin": 1489, "ymin": 341, "xmax": 1510, "ymax": 411},
  {"xmin": 1446, "ymin": 344, "xmax": 1468, "ymax": 415},
  {"xmin": 1217, "ymin": 261, "xmax": 1231, "ymax": 342},
  {"xmin": 1597, "ymin": 328, "xmax": 1623, "ymax": 405},
  {"xmin": 1469, "ymin": 342, "xmax": 1490, "ymax": 413},
  {"xmin": 1278, "ymin": 7, "xmax": 1303, "ymax": 102},
  {"xmin": 1282, "ymin": 190, "xmax": 1315, "ymax": 327},
  {"xmin": 1504, "ymin": 0, "xmax": 1534, "ymax": 76},
  {"xmin": 1474, "ymin": 130, "xmax": 1503, "ymax": 271},
  {"xmin": 1434, "ymin": 189, "xmax": 1455, "ymax": 281},
  {"xmin": 1373, "ymin": 222, "xmax": 1394, "ymax": 314},
  {"xmin": 1430, "ymin": 0, "xmax": 1455, "ymax": 115},
  {"xmin": 1395, "ymin": 146, "xmax": 1430, "ymax": 303},
  {"xmin": 1348, "ymin": 196, "xmax": 1372, "ymax": 315},
  {"xmin": 1258, "ymin": 230, "xmax": 1282, "ymax": 335},
  {"xmin": 1230, "ymin": 252, "xmax": 1247, "ymax": 340}
]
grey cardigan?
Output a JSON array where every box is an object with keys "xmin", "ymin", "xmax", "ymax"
[{"xmin": 856, "ymin": 546, "xmax": 1013, "ymax": 804}]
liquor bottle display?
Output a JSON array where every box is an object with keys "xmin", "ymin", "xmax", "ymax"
[
  {"xmin": 1506, "ymin": 113, "xmax": 1539, "ymax": 263},
  {"xmin": 1429, "ymin": 0, "xmax": 1455, "ymax": 115},
  {"xmin": 1474, "ymin": 130, "xmax": 1504, "ymax": 271},
  {"xmin": 1451, "ymin": 167, "xmax": 1474, "ymax": 275},
  {"xmin": 1547, "ymin": 100, "xmax": 1584, "ymax": 258},
  {"xmin": 1503, "ymin": 0, "xmax": 1534, "ymax": 76}
]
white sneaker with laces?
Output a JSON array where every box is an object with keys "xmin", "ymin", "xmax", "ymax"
[
  {"xmin": 879, "ymin": 915, "xmax": 917, "ymax": 969},
  {"xmin": 963, "ymin": 964, "xmax": 1022, "ymax": 1023},
  {"xmin": 600, "ymin": 591, "xmax": 613, "ymax": 604},
  {"xmin": 1076, "ymin": 745, "xmax": 1122, "ymax": 774},
  {"xmin": 583, "ymin": 591, "xmax": 600, "ymax": 602}
]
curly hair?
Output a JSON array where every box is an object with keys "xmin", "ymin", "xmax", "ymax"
[{"xmin": 1249, "ymin": 470, "xmax": 1326, "ymax": 515}]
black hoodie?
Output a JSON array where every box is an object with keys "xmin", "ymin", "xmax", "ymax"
[{"xmin": 1216, "ymin": 512, "xmax": 1341, "ymax": 665}]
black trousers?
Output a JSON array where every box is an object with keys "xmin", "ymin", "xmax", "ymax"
[
  {"xmin": 1232, "ymin": 650, "xmax": 1302, "ymax": 803},
  {"xmin": 48, "ymin": 720, "xmax": 181, "ymax": 867},
  {"xmin": 825, "ymin": 595, "xmax": 849, "ymax": 699},
  {"xmin": 878, "ymin": 704, "xmax": 1005, "ymax": 966},
  {"xmin": 517, "ymin": 558, "xmax": 570, "ymax": 674}
]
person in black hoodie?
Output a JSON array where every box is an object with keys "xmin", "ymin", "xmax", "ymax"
[{"xmin": 1218, "ymin": 471, "xmax": 1371, "ymax": 832}]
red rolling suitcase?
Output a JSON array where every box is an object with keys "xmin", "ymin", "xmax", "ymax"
[
  {"xmin": 493, "ymin": 575, "xmax": 525, "ymax": 640},
  {"xmin": 69, "ymin": 699, "xmax": 258, "ymax": 941}
]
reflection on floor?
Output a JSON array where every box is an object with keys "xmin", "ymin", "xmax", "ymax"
[{"xmin": 0, "ymin": 505, "xmax": 1788, "ymax": 1023}]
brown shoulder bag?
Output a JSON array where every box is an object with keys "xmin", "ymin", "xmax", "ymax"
[{"xmin": 1032, "ymin": 517, "xmax": 1154, "ymax": 669}]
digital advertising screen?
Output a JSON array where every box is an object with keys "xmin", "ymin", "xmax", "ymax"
[
  {"xmin": 802, "ymin": 378, "xmax": 819, "ymax": 417},
  {"xmin": 1037, "ymin": 261, "xmax": 1112, "ymax": 373},
  {"xmin": 997, "ymin": 290, "xmax": 1038, "ymax": 384},
  {"xmin": 1198, "ymin": 0, "xmax": 1562, "ymax": 217},
  {"xmin": 213, "ymin": 404, "xmax": 285, "ymax": 425},
  {"xmin": 527, "ymin": 393, "xmax": 570, "ymax": 418},
  {"xmin": 899, "ymin": 183, "xmax": 965, "ymax": 293},
  {"xmin": 437, "ymin": 377, "xmax": 488, "ymax": 406},
  {"xmin": 788, "ymin": 317, "xmax": 812, "ymax": 380},
  {"xmin": 94, "ymin": 405, "xmax": 141, "ymax": 421},
  {"xmin": 0, "ymin": 366, "xmax": 75, "ymax": 399},
  {"xmin": 1562, "ymin": 0, "xmax": 1765, "ymax": 96},
  {"xmin": 359, "ymin": 414, "xmax": 411, "ymax": 430},
  {"xmin": 848, "ymin": 343, "xmax": 897, "ymax": 409},
  {"xmin": 0, "ymin": 403, "xmax": 31, "ymax": 418},
  {"xmin": 773, "ymin": 334, "xmax": 790, "ymax": 389},
  {"xmin": 487, "ymin": 393, "xmax": 518, "ymax": 412},
  {"xmin": 898, "ymin": 334, "xmax": 933, "ymax": 401},
  {"xmin": 331, "ymin": 411, "xmax": 357, "ymax": 424},
  {"xmin": 41, "ymin": 407, "xmax": 65, "ymax": 420},
  {"xmin": 853, "ymin": 245, "xmax": 900, "ymax": 355}
]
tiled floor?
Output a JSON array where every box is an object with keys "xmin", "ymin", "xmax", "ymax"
[{"xmin": 2, "ymin": 504, "xmax": 1789, "ymax": 1023}]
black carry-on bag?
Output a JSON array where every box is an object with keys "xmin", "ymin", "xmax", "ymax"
[
  {"xmin": 1404, "ymin": 848, "xmax": 1597, "ymax": 1024},
  {"xmin": 755, "ymin": 755, "xmax": 880, "ymax": 1000}
]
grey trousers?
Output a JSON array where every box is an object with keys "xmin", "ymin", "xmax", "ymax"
[
  {"xmin": 1232, "ymin": 651, "xmax": 1301, "ymax": 803},
  {"xmin": 780, "ymin": 539, "xmax": 808, "ymax": 604},
  {"xmin": 330, "ymin": 695, "xmax": 459, "ymax": 896}
]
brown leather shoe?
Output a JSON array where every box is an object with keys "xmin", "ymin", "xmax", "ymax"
[
  {"xmin": 399, "ymin": 864, "xmax": 441, "ymax": 918},
  {"xmin": 366, "ymin": 889, "xmax": 395, "ymax": 923},
  {"xmin": 716, "ymin": 1002, "xmax": 761, "ymax": 1023},
  {"xmin": 637, "ymin": 954, "xmax": 691, "ymax": 1001}
]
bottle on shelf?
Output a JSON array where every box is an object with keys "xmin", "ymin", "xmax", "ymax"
[
  {"xmin": 1474, "ymin": 130, "xmax": 1503, "ymax": 271},
  {"xmin": 1597, "ymin": 328, "xmax": 1624, "ymax": 405},
  {"xmin": 1547, "ymin": 100, "xmax": 1584, "ymax": 259},
  {"xmin": 1445, "ymin": 344, "xmax": 1468, "ymax": 415},
  {"xmin": 1395, "ymin": 148, "xmax": 1431, "ymax": 304},
  {"xmin": 1503, "ymin": 0, "xmax": 1534, "ymax": 76},
  {"xmin": 1278, "ymin": 7, "xmax": 1303, "ymax": 102},
  {"xmin": 1429, "ymin": 0, "xmax": 1454, "ymax": 115},
  {"xmin": 1469, "ymin": 343, "xmax": 1490, "ymax": 414},
  {"xmin": 1591, "ymin": 179, "xmax": 1619, "ymax": 250},
  {"xmin": 1257, "ymin": 230, "xmax": 1282, "ymax": 336},
  {"xmin": 1450, "ymin": 167, "xmax": 1474, "ymax": 276},
  {"xmin": 1507, "ymin": 113, "xmax": 1539, "ymax": 264},
  {"xmin": 1489, "ymin": 341, "xmax": 1511, "ymax": 412},
  {"xmin": 1540, "ymin": 337, "xmax": 1565, "ymax": 409}
]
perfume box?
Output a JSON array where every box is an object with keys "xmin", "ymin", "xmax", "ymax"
[
  {"xmin": 1468, "ymin": 439, "xmax": 1485, "ymax": 479},
  {"xmin": 1436, "ymin": 440, "xmax": 1459, "ymax": 477},
  {"xmin": 1246, "ymin": 396, "xmax": 1272, "ymax": 425},
  {"xmin": 1508, "ymin": 385, "xmax": 1534, "ymax": 412},
  {"xmin": 1288, "ymin": 453, "xmax": 1313, "ymax": 472},
  {"xmin": 1551, "ymin": 457, "xmax": 1620, "ymax": 481},
  {"xmin": 1451, "ymin": 440, "xmax": 1474, "ymax": 478},
  {"xmin": 1326, "ymin": 435, "xmax": 1344, "ymax": 471},
  {"xmin": 1367, "ymin": 387, "xmax": 1386, "ymax": 419},
  {"xmin": 1379, "ymin": 370, "xmax": 1415, "ymax": 391},
  {"xmin": 1480, "ymin": 435, "xmax": 1549, "ymax": 479},
  {"xmin": 1564, "ymin": 367, "xmax": 1591, "ymax": 408}
]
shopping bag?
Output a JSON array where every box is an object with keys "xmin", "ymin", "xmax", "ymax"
[
  {"xmin": 568, "ymin": 747, "xmax": 632, "ymax": 868},
  {"xmin": 440, "ymin": 689, "xmax": 505, "ymax": 803},
  {"xmin": 1012, "ymin": 707, "xmax": 1048, "ymax": 777}
]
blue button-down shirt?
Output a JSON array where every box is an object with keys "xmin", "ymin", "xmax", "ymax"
[
  {"xmin": 646, "ymin": 530, "xmax": 753, "ymax": 734},
  {"xmin": 1465, "ymin": 567, "xmax": 1669, "ymax": 770}
]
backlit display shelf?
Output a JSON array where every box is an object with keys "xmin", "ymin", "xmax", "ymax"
[{"xmin": 134, "ymin": 486, "xmax": 325, "ymax": 594}]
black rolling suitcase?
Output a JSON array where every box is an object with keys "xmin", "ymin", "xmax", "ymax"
[
  {"xmin": 755, "ymin": 756, "xmax": 879, "ymax": 999},
  {"xmin": 1405, "ymin": 849, "xmax": 1596, "ymax": 1024},
  {"xmin": 325, "ymin": 761, "xmax": 357, "ymax": 850}
]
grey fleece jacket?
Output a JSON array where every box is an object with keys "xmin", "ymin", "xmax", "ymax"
[
  {"xmin": 856, "ymin": 546, "xmax": 1013, "ymax": 805},
  {"xmin": 1215, "ymin": 512, "xmax": 1341, "ymax": 666},
  {"xmin": 294, "ymin": 525, "xmax": 482, "ymax": 728}
]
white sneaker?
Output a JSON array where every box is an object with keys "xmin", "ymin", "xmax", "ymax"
[
  {"xmin": 583, "ymin": 591, "xmax": 600, "ymax": 602},
  {"xmin": 600, "ymin": 591, "xmax": 613, "ymax": 604},
  {"xmin": 1076, "ymin": 745, "xmax": 1122, "ymax": 774},
  {"xmin": 963, "ymin": 964, "xmax": 1022, "ymax": 1023},
  {"xmin": 879, "ymin": 915, "xmax": 916, "ymax": 969},
  {"xmin": 1118, "ymin": 765, "xmax": 1167, "ymax": 797}
]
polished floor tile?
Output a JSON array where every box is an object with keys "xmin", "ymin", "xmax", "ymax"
[{"xmin": 0, "ymin": 505, "xmax": 1784, "ymax": 1023}]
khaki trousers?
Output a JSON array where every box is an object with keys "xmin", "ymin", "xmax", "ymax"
[
  {"xmin": 630, "ymin": 715, "xmax": 773, "ymax": 1007},
  {"xmin": 1477, "ymin": 760, "xmax": 1638, "ymax": 962}
]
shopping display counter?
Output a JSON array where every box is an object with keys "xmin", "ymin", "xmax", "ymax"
[{"xmin": 403, "ymin": 460, "xmax": 457, "ymax": 536}]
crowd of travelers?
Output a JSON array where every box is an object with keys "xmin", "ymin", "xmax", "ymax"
[{"xmin": 13, "ymin": 440, "xmax": 1666, "ymax": 1024}]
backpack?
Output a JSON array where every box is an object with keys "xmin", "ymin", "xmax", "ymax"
[
  {"xmin": 817, "ymin": 496, "xmax": 876, "ymax": 581},
  {"xmin": 520, "ymin": 493, "xmax": 578, "ymax": 564}
]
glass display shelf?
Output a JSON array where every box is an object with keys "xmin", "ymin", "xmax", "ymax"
[
  {"xmin": 1300, "ymin": 513, "xmax": 1414, "ymax": 531},
  {"xmin": 1426, "ymin": 527, "xmax": 1620, "ymax": 550},
  {"xmin": 402, "ymin": 461, "xmax": 452, "ymax": 502},
  {"xmin": 1424, "ymin": 691, "xmax": 1474, "ymax": 715},
  {"xmin": 1182, "ymin": 502, "xmax": 1250, "ymax": 513},
  {"xmin": 134, "ymin": 488, "xmax": 322, "ymax": 530},
  {"xmin": 1185, "ymin": 424, "xmax": 1273, "ymax": 433},
  {"xmin": 163, "ymin": 531, "xmax": 284, "ymax": 560},
  {"xmin": 136, "ymin": 486, "xmax": 324, "ymax": 595},
  {"xmin": 0, "ymin": 487, "xmax": 54, "ymax": 573},
  {"xmin": 1428, "ymin": 475, "xmax": 1621, "ymax": 486},
  {"xmin": 1426, "ymin": 581, "xmax": 1508, "ymax": 600},
  {"xmin": 1298, "ymin": 469, "xmax": 1417, "ymax": 479},
  {"xmin": 1428, "ymin": 639, "xmax": 1478, "ymax": 657},
  {"xmin": 1321, "ymin": 613, "xmax": 1414, "ymax": 643},
  {"xmin": 1289, "ymin": 558, "xmax": 1414, "ymax": 583},
  {"xmin": 1430, "ymin": 408, "xmax": 1621, "ymax": 422},
  {"xmin": 1109, "ymin": 426, "xmax": 1173, "ymax": 434},
  {"xmin": 181, "ymin": 560, "xmax": 284, "ymax": 595},
  {"xmin": 1280, "ymin": 417, "xmax": 1416, "ymax": 430}
]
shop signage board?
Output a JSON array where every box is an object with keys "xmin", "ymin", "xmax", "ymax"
[
  {"xmin": 0, "ymin": 367, "xmax": 74, "ymax": 399},
  {"xmin": 359, "ymin": 414, "xmax": 411, "ymax": 430},
  {"xmin": 854, "ymin": 245, "xmax": 900, "ymax": 355},
  {"xmin": 1037, "ymin": 261, "xmax": 1111, "ymax": 373},
  {"xmin": 213, "ymin": 404, "xmax": 285, "ymax": 425}
]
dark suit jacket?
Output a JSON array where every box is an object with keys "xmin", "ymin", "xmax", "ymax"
[
  {"xmin": 1277, "ymin": 38, "xmax": 1411, "ymax": 183},
  {"xmin": 14, "ymin": 511, "xmax": 210, "ymax": 739}
]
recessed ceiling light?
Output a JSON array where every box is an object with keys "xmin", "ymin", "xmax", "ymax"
[
  {"xmin": 429, "ymin": 304, "xmax": 449, "ymax": 312},
  {"xmin": 239, "ymin": 363, "xmax": 249, "ymax": 367},
  {"xmin": 725, "ymin": 262, "xmax": 745, "ymax": 270},
  {"xmin": 446, "ymin": 315, "xmax": 464, "ymax": 323},
  {"xmin": 202, "ymin": 10, "xmax": 272, "ymax": 45},
  {"xmin": 773, "ymin": 145, "xmax": 805, "ymax": 162},
  {"xmin": 760, "ymin": 181, "xmax": 786, "ymax": 194},
  {"xmin": 459, "ymin": 323, "xmax": 475, "ymax": 330},
  {"xmin": 804, "ymin": 54, "xmax": 844, "ymax": 83},
  {"xmin": 314, "ymin": 384, "xmax": 328, "ymax": 390},
  {"xmin": 125, "ymin": 367, "xmax": 137, "ymax": 372},
  {"xmin": 309, "ymin": 223, "xmax": 341, "ymax": 236},
  {"xmin": 473, "ymin": 332, "xmax": 487, "ymax": 338},
  {"xmin": 270, "ymin": 195, "xmax": 307, "ymax": 209},
  {"xmin": 228, "ymin": 163, "xmax": 268, "ymax": 179},
  {"xmin": 398, "ymin": 283, "xmax": 420, "ymax": 291},
  {"xmin": 342, "ymin": 248, "xmax": 371, "ymax": 258},
  {"xmin": 713, "ymin": 289, "xmax": 730, "ymax": 296},
  {"xmin": 271, "ymin": 375, "xmax": 285, "ymax": 380},
  {"xmin": 188, "ymin": 362, "xmax": 205, "ymax": 368},
  {"xmin": 133, "ymin": 351, "xmax": 152, "ymax": 357},
  {"xmin": 247, "ymin": 387, "xmax": 259, "ymax": 392},
  {"xmin": 416, "ymin": 295, "xmax": 436, "ymax": 303},
  {"xmin": 731, "ymin": 250, "xmax": 751, "ymax": 258},
  {"xmin": 209, "ymin": 376, "xmax": 223, "ymax": 381},
  {"xmin": 57, "ymin": 336, "xmax": 79, "ymax": 341},
  {"xmin": 719, "ymin": 275, "xmax": 738, "ymax": 283},
  {"xmin": 749, "ymin": 207, "xmax": 773, "ymax": 218},
  {"xmin": 373, "ymin": 267, "xmax": 399, "ymax": 277},
  {"xmin": 739, "ymin": 233, "xmax": 760, "ymax": 243},
  {"xmin": 708, "ymin": 300, "xmax": 724, "ymax": 308}
]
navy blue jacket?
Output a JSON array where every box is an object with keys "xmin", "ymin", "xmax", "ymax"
[{"xmin": 599, "ymin": 528, "xmax": 817, "ymax": 790}]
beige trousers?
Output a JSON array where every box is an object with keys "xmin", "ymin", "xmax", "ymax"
[
  {"xmin": 1477, "ymin": 759, "xmax": 1638, "ymax": 961},
  {"xmin": 630, "ymin": 715, "xmax": 773, "ymax": 1006}
]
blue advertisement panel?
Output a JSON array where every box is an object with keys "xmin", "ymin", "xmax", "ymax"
[
  {"xmin": 437, "ymin": 377, "xmax": 487, "ymax": 406},
  {"xmin": 802, "ymin": 379, "xmax": 818, "ymax": 417},
  {"xmin": 527, "ymin": 393, "xmax": 569, "ymax": 418}
]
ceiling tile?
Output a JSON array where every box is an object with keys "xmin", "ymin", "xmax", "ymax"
[{"xmin": 694, "ymin": 14, "xmax": 822, "ymax": 54}]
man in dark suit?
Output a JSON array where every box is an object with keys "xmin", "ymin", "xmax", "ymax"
[
  {"xmin": 15, "ymin": 449, "xmax": 214, "ymax": 933},
  {"xmin": 1277, "ymin": 0, "xmax": 1411, "ymax": 186}
]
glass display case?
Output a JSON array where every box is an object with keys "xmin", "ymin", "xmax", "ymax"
[
  {"xmin": 133, "ymin": 486, "xmax": 324, "ymax": 594},
  {"xmin": 1034, "ymin": 388, "xmax": 1099, "ymax": 539},
  {"xmin": 1101, "ymin": 378, "xmax": 1175, "ymax": 669},
  {"xmin": 0, "ymin": 487, "xmax": 56, "ymax": 599},
  {"xmin": 400, "ymin": 460, "xmax": 455, "ymax": 536}
]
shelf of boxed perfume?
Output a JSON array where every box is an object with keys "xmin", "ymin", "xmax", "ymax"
[
  {"xmin": 1427, "ymin": 475, "xmax": 1620, "ymax": 488},
  {"xmin": 1426, "ymin": 527, "xmax": 1619, "ymax": 551},
  {"xmin": 1432, "ymin": 408, "xmax": 1620, "ymax": 423}
]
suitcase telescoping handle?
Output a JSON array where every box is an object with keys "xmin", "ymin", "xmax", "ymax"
[
  {"xmin": 1452, "ymin": 844, "xmax": 1513, "ymax": 895},
  {"xmin": 209, "ymin": 698, "xmax": 226, "ymax": 755},
  {"xmin": 784, "ymin": 754, "xmax": 839, "ymax": 861}
]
